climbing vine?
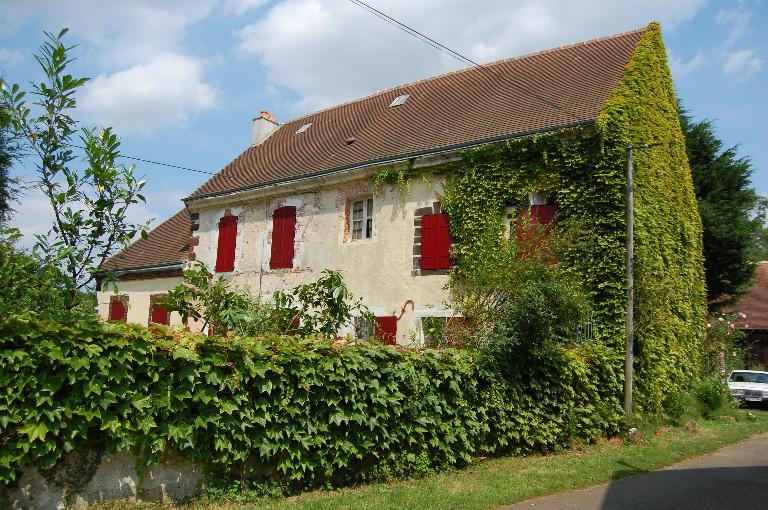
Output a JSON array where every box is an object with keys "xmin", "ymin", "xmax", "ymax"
[{"xmin": 376, "ymin": 23, "xmax": 706, "ymax": 415}]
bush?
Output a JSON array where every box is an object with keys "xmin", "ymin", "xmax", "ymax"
[
  {"xmin": 663, "ymin": 390, "xmax": 697, "ymax": 426},
  {"xmin": 693, "ymin": 376, "xmax": 730, "ymax": 419},
  {"xmin": 0, "ymin": 313, "xmax": 623, "ymax": 490}
]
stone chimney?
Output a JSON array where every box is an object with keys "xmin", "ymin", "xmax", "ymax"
[{"xmin": 251, "ymin": 110, "xmax": 279, "ymax": 147}]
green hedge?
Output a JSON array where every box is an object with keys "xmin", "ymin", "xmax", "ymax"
[{"xmin": 0, "ymin": 314, "xmax": 622, "ymax": 489}]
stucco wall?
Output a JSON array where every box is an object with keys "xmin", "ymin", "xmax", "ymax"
[
  {"xmin": 96, "ymin": 276, "xmax": 184, "ymax": 327},
  {"xmin": 190, "ymin": 173, "xmax": 453, "ymax": 345}
]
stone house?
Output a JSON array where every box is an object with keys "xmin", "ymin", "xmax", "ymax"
[{"xmin": 98, "ymin": 25, "xmax": 700, "ymax": 349}]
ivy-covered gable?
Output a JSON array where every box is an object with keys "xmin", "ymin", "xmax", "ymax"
[
  {"xmin": 597, "ymin": 22, "xmax": 706, "ymax": 411},
  {"xmin": 376, "ymin": 22, "xmax": 706, "ymax": 414}
]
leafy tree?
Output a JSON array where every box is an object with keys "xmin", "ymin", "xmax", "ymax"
[
  {"xmin": 0, "ymin": 226, "xmax": 95, "ymax": 316},
  {"xmin": 273, "ymin": 269, "xmax": 372, "ymax": 337},
  {"xmin": 680, "ymin": 108, "xmax": 763, "ymax": 303},
  {"xmin": 0, "ymin": 29, "xmax": 149, "ymax": 310},
  {"xmin": 0, "ymin": 99, "xmax": 20, "ymax": 222},
  {"xmin": 160, "ymin": 261, "xmax": 282, "ymax": 336},
  {"xmin": 162, "ymin": 263, "xmax": 371, "ymax": 338}
]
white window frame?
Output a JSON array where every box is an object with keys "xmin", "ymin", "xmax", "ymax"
[
  {"xmin": 414, "ymin": 309, "xmax": 455, "ymax": 347},
  {"xmin": 350, "ymin": 197, "xmax": 374, "ymax": 241}
]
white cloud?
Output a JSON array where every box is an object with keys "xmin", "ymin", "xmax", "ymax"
[
  {"xmin": 223, "ymin": 0, "xmax": 270, "ymax": 15},
  {"xmin": 236, "ymin": 0, "xmax": 705, "ymax": 115},
  {"xmin": 0, "ymin": 1, "xmax": 216, "ymax": 66},
  {"xmin": 0, "ymin": 1, "xmax": 219, "ymax": 136},
  {"xmin": 668, "ymin": 50, "xmax": 704, "ymax": 77},
  {"xmin": 715, "ymin": 6, "xmax": 751, "ymax": 46},
  {"xmin": 0, "ymin": 47, "xmax": 24, "ymax": 65},
  {"xmin": 79, "ymin": 54, "xmax": 217, "ymax": 135},
  {"xmin": 722, "ymin": 49, "xmax": 764, "ymax": 81}
]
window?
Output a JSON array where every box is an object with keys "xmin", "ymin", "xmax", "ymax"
[
  {"xmin": 270, "ymin": 205, "xmax": 296, "ymax": 269},
  {"xmin": 355, "ymin": 316, "xmax": 376, "ymax": 340},
  {"xmin": 389, "ymin": 94, "xmax": 410, "ymax": 107},
  {"xmin": 149, "ymin": 295, "xmax": 170, "ymax": 326},
  {"xmin": 354, "ymin": 315, "xmax": 395, "ymax": 344},
  {"xmin": 420, "ymin": 213, "xmax": 451, "ymax": 270},
  {"xmin": 295, "ymin": 122, "xmax": 312, "ymax": 134},
  {"xmin": 350, "ymin": 198, "xmax": 373, "ymax": 240},
  {"xmin": 108, "ymin": 295, "xmax": 128, "ymax": 322},
  {"xmin": 215, "ymin": 215, "xmax": 237, "ymax": 273},
  {"xmin": 517, "ymin": 204, "xmax": 557, "ymax": 242},
  {"xmin": 419, "ymin": 315, "xmax": 468, "ymax": 348}
]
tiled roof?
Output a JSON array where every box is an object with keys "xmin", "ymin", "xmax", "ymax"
[
  {"xmin": 100, "ymin": 209, "xmax": 191, "ymax": 272},
  {"xmin": 725, "ymin": 262, "xmax": 768, "ymax": 330},
  {"xmin": 187, "ymin": 27, "xmax": 646, "ymax": 200}
]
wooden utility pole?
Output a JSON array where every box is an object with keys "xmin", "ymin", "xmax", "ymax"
[
  {"xmin": 625, "ymin": 145, "xmax": 635, "ymax": 423},
  {"xmin": 625, "ymin": 143, "xmax": 661, "ymax": 424}
]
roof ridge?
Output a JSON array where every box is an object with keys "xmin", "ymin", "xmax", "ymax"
[{"xmin": 280, "ymin": 25, "xmax": 649, "ymax": 125}]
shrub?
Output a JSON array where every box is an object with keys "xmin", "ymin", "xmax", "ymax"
[
  {"xmin": 693, "ymin": 376, "xmax": 730, "ymax": 419},
  {"xmin": 663, "ymin": 390, "xmax": 697, "ymax": 426},
  {"xmin": 0, "ymin": 313, "xmax": 622, "ymax": 490}
]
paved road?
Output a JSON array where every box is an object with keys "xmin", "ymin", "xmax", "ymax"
[{"xmin": 500, "ymin": 433, "xmax": 768, "ymax": 510}]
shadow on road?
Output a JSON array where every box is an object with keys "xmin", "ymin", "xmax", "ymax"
[{"xmin": 599, "ymin": 465, "xmax": 768, "ymax": 510}]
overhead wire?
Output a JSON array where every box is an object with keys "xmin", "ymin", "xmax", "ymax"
[
  {"xmin": 346, "ymin": 0, "xmax": 584, "ymax": 123},
  {"xmin": 66, "ymin": 143, "xmax": 260, "ymax": 188},
  {"xmin": 51, "ymin": 3, "xmax": 587, "ymax": 185}
]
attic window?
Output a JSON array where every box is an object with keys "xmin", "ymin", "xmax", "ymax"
[
  {"xmin": 389, "ymin": 94, "xmax": 410, "ymax": 108},
  {"xmin": 295, "ymin": 123, "xmax": 312, "ymax": 134}
]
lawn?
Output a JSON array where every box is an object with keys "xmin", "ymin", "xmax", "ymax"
[{"xmin": 94, "ymin": 409, "xmax": 768, "ymax": 510}]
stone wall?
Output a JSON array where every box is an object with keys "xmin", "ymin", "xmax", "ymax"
[{"xmin": 3, "ymin": 450, "xmax": 203, "ymax": 509}]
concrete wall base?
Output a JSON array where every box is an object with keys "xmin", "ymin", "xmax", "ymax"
[{"xmin": 3, "ymin": 450, "xmax": 203, "ymax": 509}]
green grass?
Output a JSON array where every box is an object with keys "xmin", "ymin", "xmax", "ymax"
[{"xmin": 94, "ymin": 409, "xmax": 768, "ymax": 510}]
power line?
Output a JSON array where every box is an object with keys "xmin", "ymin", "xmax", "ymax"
[
  {"xmin": 117, "ymin": 153, "xmax": 217, "ymax": 176},
  {"xmin": 66, "ymin": 143, "xmax": 261, "ymax": 188},
  {"xmin": 347, "ymin": 0, "xmax": 584, "ymax": 123}
]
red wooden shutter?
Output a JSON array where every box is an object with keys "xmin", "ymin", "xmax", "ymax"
[
  {"xmin": 270, "ymin": 206, "xmax": 296, "ymax": 269},
  {"xmin": 532, "ymin": 204, "xmax": 557, "ymax": 226},
  {"xmin": 215, "ymin": 215, "xmax": 237, "ymax": 272},
  {"xmin": 150, "ymin": 303, "xmax": 170, "ymax": 325},
  {"xmin": 374, "ymin": 316, "xmax": 398, "ymax": 345},
  {"xmin": 109, "ymin": 298, "xmax": 127, "ymax": 322},
  {"xmin": 421, "ymin": 213, "xmax": 451, "ymax": 270}
]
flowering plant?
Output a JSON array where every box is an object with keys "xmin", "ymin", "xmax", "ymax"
[{"xmin": 702, "ymin": 311, "xmax": 749, "ymax": 375}]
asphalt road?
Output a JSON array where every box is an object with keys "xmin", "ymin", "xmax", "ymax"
[{"xmin": 499, "ymin": 433, "xmax": 768, "ymax": 510}]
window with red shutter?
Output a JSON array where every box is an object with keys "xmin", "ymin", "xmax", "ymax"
[
  {"xmin": 109, "ymin": 296, "xmax": 127, "ymax": 322},
  {"xmin": 517, "ymin": 204, "xmax": 557, "ymax": 256},
  {"xmin": 270, "ymin": 206, "xmax": 296, "ymax": 269},
  {"xmin": 532, "ymin": 204, "xmax": 557, "ymax": 226},
  {"xmin": 420, "ymin": 213, "xmax": 451, "ymax": 270},
  {"xmin": 374, "ymin": 316, "xmax": 398, "ymax": 345},
  {"xmin": 215, "ymin": 215, "xmax": 237, "ymax": 272},
  {"xmin": 150, "ymin": 303, "xmax": 170, "ymax": 325}
]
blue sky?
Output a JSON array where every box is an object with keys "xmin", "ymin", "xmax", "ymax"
[{"xmin": 1, "ymin": 0, "xmax": 765, "ymax": 245}]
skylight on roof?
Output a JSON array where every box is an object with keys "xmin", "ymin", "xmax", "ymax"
[
  {"xmin": 295, "ymin": 123, "xmax": 312, "ymax": 134},
  {"xmin": 389, "ymin": 94, "xmax": 410, "ymax": 108}
]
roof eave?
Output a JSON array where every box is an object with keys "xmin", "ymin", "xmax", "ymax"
[
  {"xmin": 184, "ymin": 119, "xmax": 595, "ymax": 204},
  {"xmin": 96, "ymin": 262, "xmax": 185, "ymax": 278}
]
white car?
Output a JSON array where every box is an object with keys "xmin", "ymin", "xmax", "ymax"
[{"xmin": 727, "ymin": 370, "xmax": 768, "ymax": 405}]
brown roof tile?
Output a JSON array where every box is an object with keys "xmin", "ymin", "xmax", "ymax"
[
  {"xmin": 187, "ymin": 27, "xmax": 646, "ymax": 200},
  {"xmin": 101, "ymin": 209, "xmax": 191, "ymax": 272}
]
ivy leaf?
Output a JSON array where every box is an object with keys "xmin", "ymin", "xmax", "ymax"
[{"xmin": 19, "ymin": 422, "xmax": 48, "ymax": 442}]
